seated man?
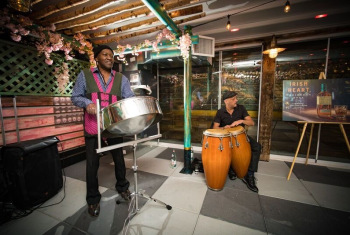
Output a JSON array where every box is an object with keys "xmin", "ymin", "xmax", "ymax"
[{"xmin": 212, "ymin": 91, "xmax": 261, "ymax": 193}]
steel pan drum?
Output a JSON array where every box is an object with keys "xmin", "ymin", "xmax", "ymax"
[{"xmin": 101, "ymin": 96, "xmax": 162, "ymax": 137}]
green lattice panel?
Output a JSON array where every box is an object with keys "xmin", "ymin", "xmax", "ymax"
[{"xmin": 0, "ymin": 39, "xmax": 89, "ymax": 96}]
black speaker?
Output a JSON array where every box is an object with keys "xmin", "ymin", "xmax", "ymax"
[{"xmin": 1, "ymin": 136, "xmax": 63, "ymax": 209}]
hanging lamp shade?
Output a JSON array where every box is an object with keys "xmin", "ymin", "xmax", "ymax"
[
  {"xmin": 8, "ymin": 0, "xmax": 31, "ymax": 12},
  {"xmin": 263, "ymin": 35, "xmax": 286, "ymax": 58},
  {"xmin": 226, "ymin": 15, "xmax": 231, "ymax": 30},
  {"xmin": 284, "ymin": 0, "xmax": 291, "ymax": 13}
]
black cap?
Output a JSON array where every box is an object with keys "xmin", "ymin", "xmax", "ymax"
[
  {"xmin": 222, "ymin": 91, "xmax": 237, "ymax": 100},
  {"xmin": 93, "ymin": 45, "xmax": 114, "ymax": 58}
]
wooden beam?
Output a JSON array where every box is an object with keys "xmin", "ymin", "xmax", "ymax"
[
  {"xmin": 92, "ymin": 13, "xmax": 205, "ymax": 45},
  {"xmin": 30, "ymin": 0, "xmax": 90, "ymax": 20},
  {"xmin": 61, "ymin": 0, "xmax": 191, "ymax": 34},
  {"xmin": 168, "ymin": 5, "xmax": 202, "ymax": 18},
  {"xmin": 39, "ymin": 0, "xmax": 136, "ymax": 25},
  {"xmin": 86, "ymin": 5, "xmax": 203, "ymax": 39},
  {"xmin": 32, "ymin": 0, "xmax": 43, "ymax": 5},
  {"xmin": 258, "ymin": 46, "xmax": 276, "ymax": 161},
  {"xmin": 93, "ymin": 25, "xmax": 167, "ymax": 45},
  {"xmin": 86, "ymin": 18, "xmax": 160, "ymax": 39},
  {"xmin": 61, "ymin": 7, "xmax": 151, "ymax": 34}
]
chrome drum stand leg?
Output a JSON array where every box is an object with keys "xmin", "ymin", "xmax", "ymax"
[{"xmin": 121, "ymin": 135, "xmax": 172, "ymax": 234}]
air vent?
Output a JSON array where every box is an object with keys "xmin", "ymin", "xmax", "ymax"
[{"xmin": 192, "ymin": 35, "xmax": 215, "ymax": 57}]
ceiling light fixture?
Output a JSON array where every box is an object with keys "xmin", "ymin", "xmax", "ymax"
[
  {"xmin": 8, "ymin": 0, "xmax": 32, "ymax": 12},
  {"xmin": 284, "ymin": 0, "xmax": 291, "ymax": 13},
  {"xmin": 231, "ymin": 28, "xmax": 239, "ymax": 32},
  {"xmin": 315, "ymin": 14, "xmax": 328, "ymax": 19},
  {"xmin": 263, "ymin": 35, "xmax": 286, "ymax": 59},
  {"xmin": 226, "ymin": 15, "xmax": 231, "ymax": 30}
]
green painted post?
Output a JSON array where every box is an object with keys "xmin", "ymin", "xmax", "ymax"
[
  {"xmin": 141, "ymin": 0, "xmax": 182, "ymax": 36},
  {"xmin": 180, "ymin": 25, "xmax": 193, "ymax": 174}
]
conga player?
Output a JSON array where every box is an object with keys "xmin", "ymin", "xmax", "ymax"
[
  {"xmin": 71, "ymin": 45, "xmax": 134, "ymax": 217},
  {"xmin": 212, "ymin": 91, "xmax": 261, "ymax": 193}
]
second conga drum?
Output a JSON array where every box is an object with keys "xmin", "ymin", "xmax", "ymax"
[
  {"xmin": 201, "ymin": 129, "xmax": 231, "ymax": 191},
  {"xmin": 228, "ymin": 126, "xmax": 251, "ymax": 179}
]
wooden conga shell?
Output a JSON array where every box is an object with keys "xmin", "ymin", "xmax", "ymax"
[
  {"xmin": 201, "ymin": 129, "xmax": 231, "ymax": 191},
  {"xmin": 228, "ymin": 126, "xmax": 251, "ymax": 179}
]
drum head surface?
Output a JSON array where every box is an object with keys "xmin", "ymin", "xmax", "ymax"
[
  {"xmin": 228, "ymin": 126, "xmax": 245, "ymax": 135},
  {"xmin": 203, "ymin": 129, "xmax": 230, "ymax": 137}
]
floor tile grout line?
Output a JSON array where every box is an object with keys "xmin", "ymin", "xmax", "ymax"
[
  {"xmin": 191, "ymin": 213, "xmax": 201, "ymax": 235},
  {"xmin": 298, "ymin": 179, "xmax": 323, "ymax": 208},
  {"xmin": 257, "ymin": 194, "xmax": 270, "ymax": 235},
  {"xmin": 36, "ymin": 207, "xmax": 89, "ymax": 234}
]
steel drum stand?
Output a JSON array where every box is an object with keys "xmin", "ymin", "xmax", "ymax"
[
  {"xmin": 95, "ymin": 100, "xmax": 172, "ymax": 232},
  {"xmin": 120, "ymin": 135, "xmax": 172, "ymax": 231}
]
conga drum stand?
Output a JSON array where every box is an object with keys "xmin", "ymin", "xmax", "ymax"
[{"xmin": 95, "ymin": 101, "xmax": 172, "ymax": 232}]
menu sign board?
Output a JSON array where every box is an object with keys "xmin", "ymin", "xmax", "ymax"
[{"xmin": 282, "ymin": 78, "xmax": 350, "ymax": 122}]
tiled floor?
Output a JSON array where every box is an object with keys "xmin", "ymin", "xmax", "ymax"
[{"xmin": 1, "ymin": 142, "xmax": 350, "ymax": 235}]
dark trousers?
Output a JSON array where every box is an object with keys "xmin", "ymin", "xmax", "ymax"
[
  {"xmin": 85, "ymin": 136, "xmax": 130, "ymax": 205},
  {"xmin": 229, "ymin": 135, "xmax": 261, "ymax": 175},
  {"xmin": 247, "ymin": 135, "xmax": 261, "ymax": 172}
]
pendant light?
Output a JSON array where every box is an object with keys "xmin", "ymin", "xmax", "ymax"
[
  {"xmin": 263, "ymin": 35, "xmax": 286, "ymax": 59},
  {"xmin": 8, "ymin": 0, "xmax": 32, "ymax": 12},
  {"xmin": 284, "ymin": 0, "xmax": 291, "ymax": 13},
  {"xmin": 226, "ymin": 15, "xmax": 231, "ymax": 30}
]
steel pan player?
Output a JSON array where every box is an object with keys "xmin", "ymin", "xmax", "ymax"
[
  {"xmin": 212, "ymin": 91, "xmax": 261, "ymax": 193},
  {"xmin": 71, "ymin": 45, "xmax": 134, "ymax": 217}
]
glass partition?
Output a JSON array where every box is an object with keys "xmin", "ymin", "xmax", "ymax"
[
  {"xmin": 327, "ymin": 36, "xmax": 350, "ymax": 78},
  {"xmin": 156, "ymin": 35, "xmax": 350, "ymax": 160}
]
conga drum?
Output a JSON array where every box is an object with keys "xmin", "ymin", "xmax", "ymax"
[
  {"xmin": 201, "ymin": 129, "xmax": 232, "ymax": 191},
  {"xmin": 228, "ymin": 126, "xmax": 251, "ymax": 179}
]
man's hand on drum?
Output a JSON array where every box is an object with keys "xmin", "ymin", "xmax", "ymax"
[
  {"xmin": 230, "ymin": 120, "xmax": 243, "ymax": 127},
  {"xmin": 87, "ymin": 103, "xmax": 97, "ymax": 115}
]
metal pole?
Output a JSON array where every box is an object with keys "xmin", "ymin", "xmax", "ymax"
[
  {"xmin": 257, "ymin": 44, "xmax": 264, "ymax": 141},
  {"xmin": 315, "ymin": 124, "xmax": 322, "ymax": 163},
  {"xmin": 325, "ymin": 38, "xmax": 330, "ymax": 78},
  {"xmin": 156, "ymin": 63, "xmax": 160, "ymax": 144},
  {"xmin": 218, "ymin": 51, "xmax": 222, "ymax": 109},
  {"xmin": 0, "ymin": 96, "xmax": 6, "ymax": 146},
  {"xmin": 97, "ymin": 99, "xmax": 101, "ymax": 150},
  {"xmin": 133, "ymin": 134, "xmax": 139, "ymax": 211}
]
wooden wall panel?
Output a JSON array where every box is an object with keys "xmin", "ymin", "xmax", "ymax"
[
  {"xmin": 3, "ymin": 113, "xmax": 84, "ymax": 131},
  {"xmin": 0, "ymin": 96, "xmax": 86, "ymax": 155},
  {"xmin": 0, "ymin": 124, "xmax": 84, "ymax": 146},
  {"xmin": 57, "ymin": 137, "xmax": 85, "ymax": 151},
  {"xmin": 3, "ymin": 115, "xmax": 56, "ymax": 131},
  {"xmin": 56, "ymin": 131, "xmax": 85, "ymax": 141}
]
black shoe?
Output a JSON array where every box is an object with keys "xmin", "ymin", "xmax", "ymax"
[
  {"xmin": 242, "ymin": 174, "xmax": 259, "ymax": 193},
  {"xmin": 228, "ymin": 171, "xmax": 237, "ymax": 180},
  {"xmin": 120, "ymin": 189, "xmax": 131, "ymax": 201},
  {"xmin": 88, "ymin": 203, "xmax": 100, "ymax": 217}
]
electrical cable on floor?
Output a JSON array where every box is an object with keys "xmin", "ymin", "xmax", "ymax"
[{"xmin": 7, "ymin": 168, "xmax": 67, "ymax": 221}]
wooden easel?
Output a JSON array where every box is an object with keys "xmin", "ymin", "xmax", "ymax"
[{"xmin": 287, "ymin": 121, "xmax": 350, "ymax": 180}]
